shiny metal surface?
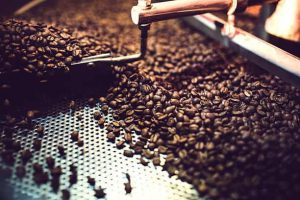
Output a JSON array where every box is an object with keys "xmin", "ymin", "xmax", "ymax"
[{"xmin": 1, "ymin": 98, "xmax": 200, "ymax": 200}]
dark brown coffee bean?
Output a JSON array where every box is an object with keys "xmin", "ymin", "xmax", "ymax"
[
  {"xmin": 46, "ymin": 156, "xmax": 55, "ymax": 168},
  {"xmin": 57, "ymin": 145, "xmax": 65, "ymax": 156},
  {"xmin": 51, "ymin": 166, "xmax": 62, "ymax": 177},
  {"xmin": 20, "ymin": 149, "xmax": 32, "ymax": 163},
  {"xmin": 124, "ymin": 182, "xmax": 132, "ymax": 194},
  {"xmin": 107, "ymin": 132, "xmax": 115, "ymax": 142},
  {"xmin": 69, "ymin": 101, "xmax": 76, "ymax": 110},
  {"xmin": 77, "ymin": 139, "xmax": 84, "ymax": 147},
  {"xmin": 36, "ymin": 125, "xmax": 44, "ymax": 136},
  {"xmin": 101, "ymin": 105, "xmax": 109, "ymax": 114},
  {"xmin": 124, "ymin": 132, "xmax": 132, "ymax": 143},
  {"xmin": 62, "ymin": 189, "xmax": 70, "ymax": 200},
  {"xmin": 94, "ymin": 187, "xmax": 106, "ymax": 198},
  {"xmin": 16, "ymin": 166, "xmax": 26, "ymax": 178},
  {"xmin": 123, "ymin": 150, "xmax": 134, "ymax": 157},
  {"xmin": 69, "ymin": 173, "xmax": 77, "ymax": 185},
  {"xmin": 93, "ymin": 111, "xmax": 101, "ymax": 120},
  {"xmin": 33, "ymin": 163, "xmax": 43, "ymax": 173},
  {"xmin": 33, "ymin": 171, "xmax": 48, "ymax": 185},
  {"xmin": 33, "ymin": 139, "xmax": 42, "ymax": 151},
  {"xmin": 116, "ymin": 140, "xmax": 125, "ymax": 149},
  {"xmin": 152, "ymin": 156, "xmax": 161, "ymax": 166},
  {"xmin": 98, "ymin": 117, "xmax": 105, "ymax": 126},
  {"xmin": 70, "ymin": 131, "xmax": 79, "ymax": 141},
  {"xmin": 87, "ymin": 176, "xmax": 95, "ymax": 186},
  {"xmin": 140, "ymin": 157, "xmax": 149, "ymax": 166}
]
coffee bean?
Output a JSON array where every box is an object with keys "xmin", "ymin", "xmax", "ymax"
[
  {"xmin": 20, "ymin": 149, "xmax": 32, "ymax": 163},
  {"xmin": 36, "ymin": 125, "xmax": 44, "ymax": 136},
  {"xmin": 70, "ymin": 131, "xmax": 79, "ymax": 141},
  {"xmin": 124, "ymin": 132, "xmax": 132, "ymax": 143},
  {"xmin": 94, "ymin": 187, "xmax": 106, "ymax": 198},
  {"xmin": 98, "ymin": 117, "xmax": 105, "ymax": 126},
  {"xmin": 62, "ymin": 189, "xmax": 70, "ymax": 200},
  {"xmin": 69, "ymin": 101, "xmax": 76, "ymax": 110},
  {"xmin": 93, "ymin": 111, "xmax": 101, "ymax": 120},
  {"xmin": 57, "ymin": 145, "xmax": 65, "ymax": 156},
  {"xmin": 33, "ymin": 139, "xmax": 42, "ymax": 151},
  {"xmin": 123, "ymin": 150, "xmax": 134, "ymax": 157},
  {"xmin": 107, "ymin": 132, "xmax": 115, "ymax": 142},
  {"xmin": 51, "ymin": 166, "xmax": 62, "ymax": 177},
  {"xmin": 77, "ymin": 139, "xmax": 84, "ymax": 147},
  {"xmin": 16, "ymin": 166, "xmax": 26, "ymax": 178},
  {"xmin": 152, "ymin": 157, "xmax": 161, "ymax": 166},
  {"xmin": 116, "ymin": 140, "xmax": 125, "ymax": 149},
  {"xmin": 46, "ymin": 156, "xmax": 55, "ymax": 168},
  {"xmin": 140, "ymin": 157, "xmax": 149, "ymax": 166},
  {"xmin": 87, "ymin": 176, "xmax": 95, "ymax": 186}
]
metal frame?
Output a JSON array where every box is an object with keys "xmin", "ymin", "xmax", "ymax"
[{"xmin": 183, "ymin": 13, "xmax": 300, "ymax": 89}]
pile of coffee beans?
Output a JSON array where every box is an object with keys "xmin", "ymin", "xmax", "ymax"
[
  {"xmin": 0, "ymin": 19, "xmax": 83, "ymax": 79},
  {"xmin": 1, "ymin": 0, "xmax": 300, "ymax": 200}
]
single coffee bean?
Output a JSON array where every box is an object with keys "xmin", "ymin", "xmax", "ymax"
[
  {"xmin": 87, "ymin": 176, "xmax": 95, "ymax": 186},
  {"xmin": 57, "ymin": 145, "xmax": 65, "ymax": 156},
  {"xmin": 33, "ymin": 139, "xmax": 42, "ymax": 151},
  {"xmin": 46, "ymin": 156, "xmax": 55, "ymax": 168},
  {"xmin": 70, "ymin": 131, "xmax": 79, "ymax": 141},
  {"xmin": 16, "ymin": 166, "xmax": 26, "ymax": 178},
  {"xmin": 123, "ymin": 150, "xmax": 134, "ymax": 157},
  {"xmin": 94, "ymin": 187, "xmax": 106, "ymax": 198}
]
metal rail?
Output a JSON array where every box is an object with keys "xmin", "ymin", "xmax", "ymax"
[{"xmin": 183, "ymin": 13, "xmax": 300, "ymax": 89}]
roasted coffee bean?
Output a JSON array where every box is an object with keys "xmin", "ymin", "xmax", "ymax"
[
  {"xmin": 93, "ymin": 111, "xmax": 101, "ymax": 120},
  {"xmin": 62, "ymin": 189, "xmax": 70, "ymax": 200},
  {"xmin": 124, "ymin": 182, "xmax": 132, "ymax": 194},
  {"xmin": 51, "ymin": 166, "xmax": 62, "ymax": 177},
  {"xmin": 152, "ymin": 157, "xmax": 161, "ymax": 166},
  {"xmin": 51, "ymin": 177, "xmax": 60, "ymax": 192},
  {"xmin": 98, "ymin": 117, "xmax": 105, "ymax": 126},
  {"xmin": 77, "ymin": 139, "xmax": 84, "ymax": 147},
  {"xmin": 107, "ymin": 132, "xmax": 115, "ymax": 142},
  {"xmin": 70, "ymin": 131, "xmax": 79, "ymax": 141},
  {"xmin": 124, "ymin": 132, "xmax": 132, "ymax": 143},
  {"xmin": 69, "ymin": 172, "xmax": 77, "ymax": 185},
  {"xmin": 140, "ymin": 157, "xmax": 149, "ymax": 166},
  {"xmin": 33, "ymin": 171, "xmax": 48, "ymax": 185},
  {"xmin": 57, "ymin": 145, "xmax": 65, "ymax": 156},
  {"xmin": 116, "ymin": 140, "xmax": 125, "ymax": 149},
  {"xmin": 20, "ymin": 149, "xmax": 32, "ymax": 163},
  {"xmin": 88, "ymin": 98, "xmax": 95, "ymax": 106},
  {"xmin": 33, "ymin": 163, "xmax": 43, "ymax": 173},
  {"xmin": 101, "ymin": 105, "xmax": 109, "ymax": 114},
  {"xmin": 33, "ymin": 139, "xmax": 42, "ymax": 151},
  {"xmin": 1, "ymin": 150, "xmax": 14, "ymax": 165},
  {"xmin": 94, "ymin": 187, "xmax": 106, "ymax": 198},
  {"xmin": 123, "ymin": 150, "xmax": 134, "ymax": 158},
  {"xmin": 69, "ymin": 101, "xmax": 76, "ymax": 110},
  {"xmin": 0, "ymin": 19, "xmax": 82, "ymax": 78},
  {"xmin": 46, "ymin": 156, "xmax": 55, "ymax": 168},
  {"xmin": 87, "ymin": 176, "xmax": 95, "ymax": 186},
  {"xmin": 36, "ymin": 125, "xmax": 44, "ymax": 136},
  {"xmin": 16, "ymin": 166, "xmax": 26, "ymax": 178}
]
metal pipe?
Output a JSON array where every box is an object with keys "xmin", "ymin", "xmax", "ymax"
[{"xmin": 131, "ymin": 0, "xmax": 279, "ymax": 25}]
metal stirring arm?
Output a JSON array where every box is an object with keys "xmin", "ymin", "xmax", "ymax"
[{"xmin": 71, "ymin": 24, "xmax": 150, "ymax": 66}]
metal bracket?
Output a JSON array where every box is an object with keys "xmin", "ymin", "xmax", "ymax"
[{"xmin": 72, "ymin": 24, "xmax": 150, "ymax": 66}]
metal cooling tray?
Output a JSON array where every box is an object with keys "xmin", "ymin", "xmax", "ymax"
[{"xmin": 0, "ymin": 97, "xmax": 200, "ymax": 200}]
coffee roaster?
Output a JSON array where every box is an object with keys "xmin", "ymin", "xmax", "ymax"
[{"xmin": 1, "ymin": 1, "xmax": 300, "ymax": 200}]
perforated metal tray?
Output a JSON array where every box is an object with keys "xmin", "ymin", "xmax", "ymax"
[{"xmin": 0, "ymin": 97, "xmax": 201, "ymax": 200}]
